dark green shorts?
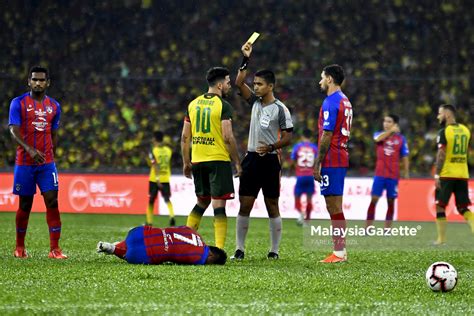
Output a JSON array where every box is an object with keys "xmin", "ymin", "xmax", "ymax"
[
  {"xmin": 192, "ymin": 161, "xmax": 234, "ymax": 200},
  {"xmin": 435, "ymin": 179, "xmax": 471, "ymax": 209},
  {"xmin": 149, "ymin": 182, "xmax": 171, "ymax": 200}
]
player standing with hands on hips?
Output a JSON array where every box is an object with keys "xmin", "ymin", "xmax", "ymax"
[
  {"xmin": 8, "ymin": 66, "xmax": 67, "ymax": 259},
  {"xmin": 313, "ymin": 64, "xmax": 352, "ymax": 263},
  {"xmin": 232, "ymin": 37, "xmax": 294, "ymax": 260}
]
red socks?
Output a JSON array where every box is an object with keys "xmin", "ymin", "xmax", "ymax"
[
  {"xmin": 295, "ymin": 196, "xmax": 302, "ymax": 213},
  {"xmin": 385, "ymin": 200, "xmax": 395, "ymax": 228},
  {"xmin": 47, "ymin": 208, "xmax": 62, "ymax": 250},
  {"xmin": 366, "ymin": 202, "xmax": 376, "ymax": 221},
  {"xmin": 16, "ymin": 207, "xmax": 62, "ymax": 251},
  {"xmin": 305, "ymin": 201, "xmax": 313, "ymax": 221},
  {"xmin": 114, "ymin": 241, "xmax": 127, "ymax": 259},
  {"xmin": 16, "ymin": 208, "xmax": 31, "ymax": 247},
  {"xmin": 330, "ymin": 212, "xmax": 346, "ymax": 251},
  {"xmin": 366, "ymin": 202, "xmax": 376, "ymax": 227}
]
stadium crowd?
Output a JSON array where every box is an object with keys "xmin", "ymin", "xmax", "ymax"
[{"xmin": 1, "ymin": 0, "xmax": 473, "ymax": 175}]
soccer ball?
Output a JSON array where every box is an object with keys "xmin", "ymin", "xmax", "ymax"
[{"xmin": 425, "ymin": 262, "xmax": 458, "ymax": 292}]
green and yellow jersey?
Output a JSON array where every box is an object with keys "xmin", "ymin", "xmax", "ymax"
[
  {"xmin": 437, "ymin": 123, "xmax": 471, "ymax": 179},
  {"xmin": 149, "ymin": 145, "xmax": 172, "ymax": 183},
  {"xmin": 185, "ymin": 93, "xmax": 233, "ymax": 163}
]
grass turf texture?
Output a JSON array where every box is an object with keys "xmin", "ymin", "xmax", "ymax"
[{"xmin": 0, "ymin": 212, "xmax": 473, "ymax": 315}]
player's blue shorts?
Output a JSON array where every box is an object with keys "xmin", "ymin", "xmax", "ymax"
[
  {"xmin": 294, "ymin": 176, "xmax": 316, "ymax": 196},
  {"xmin": 371, "ymin": 176, "xmax": 399, "ymax": 199},
  {"xmin": 320, "ymin": 167, "xmax": 347, "ymax": 196},
  {"xmin": 125, "ymin": 226, "xmax": 150, "ymax": 264},
  {"xmin": 13, "ymin": 162, "xmax": 59, "ymax": 196}
]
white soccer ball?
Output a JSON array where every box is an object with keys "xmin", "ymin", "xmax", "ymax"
[{"xmin": 425, "ymin": 262, "xmax": 458, "ymax": 292}]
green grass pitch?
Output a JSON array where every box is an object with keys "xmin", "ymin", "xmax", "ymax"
[{"xmin": 0, "ymin": 212, "xmax": 473, "ymax": 314}]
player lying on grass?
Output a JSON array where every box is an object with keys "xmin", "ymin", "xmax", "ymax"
[{"xmin": 97, "ymin": 225, "xmax": 227, "ymax": 265}]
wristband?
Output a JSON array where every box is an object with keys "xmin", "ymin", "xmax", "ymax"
[{"xmin": 239, "ymin": 56, "xmax": 250, "ymax": 70}]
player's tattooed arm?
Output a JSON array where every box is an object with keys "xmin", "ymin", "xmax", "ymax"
[
  {"xmin": 434, "ymin": 147, "xmax": 446, "ymax": 189},
  {"xmin": 9, "ymin": 125, "xmax": 45, "ymax": 164},
  {"xmin": 181, "ymin": 121, "xmax": 193, "ymax": 179},
  {"xmin": 315, "ymin": 131, "xmax": 332, "ymax": 165},
  {"xmin": 313, "ymin": 131, "xmax": 333, "ymax": 181}
]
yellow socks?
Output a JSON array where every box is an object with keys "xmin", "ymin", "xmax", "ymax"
[
  {"xmin": 167, "ymin": 201, "xmax": 175, "ymax": 218},
  {"xmin": 214, "ymin": 207, "xmax": 227, "ymax": 249},
  {"xmin": 186, "ymin": 204, "xmax": 206, "ymax": 230},
  {"xmin": 462, "ymin": 210, "xmax": 474, "ymax": 233},
  {"xmin": 146, "ymin": 204, "xmax": 154, "ymax": 225},
  {"xmin": 436, "ymin": 217, "xmax": 447, "ymax": 244}
]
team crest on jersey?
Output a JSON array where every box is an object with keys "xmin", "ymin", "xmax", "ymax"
[
  {"xmin": 323, "ymin": 111, "xmax": 329, "ymax": 120},
  {"xmin": 46, "ymin": 106, "xmax": 53, "ymax": 114}
]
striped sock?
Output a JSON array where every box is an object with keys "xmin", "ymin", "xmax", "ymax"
[
  {"xmin": 214, "ymin": 207, "xmax": 227, "ymax": 249},
  {"xmin": 146, "ymin": 204, "xmax": 154, "ymax": 225},
  {"xmin": 186, "ymin": 204, "xmax": 206, "ymax": 230}
]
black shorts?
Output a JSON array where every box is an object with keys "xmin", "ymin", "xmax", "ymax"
[
  {"xmin": 239, "ymin": 152, "xmax": 281, "ymax": 198},
  {"xmin": 149, "ymin": 182, "xmax": 171, "ymax": 200},
  {"xmin": 192, "ymin": 161, "xmax": 234, "ymax": 200},
  {"xmin": 435, "ymin": 179, "xmax": 471, "ymax": 209}
]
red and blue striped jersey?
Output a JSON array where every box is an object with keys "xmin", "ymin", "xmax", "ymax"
[
  {"xmin": 143, "ymin": 226, "xmax": 209, "ymax": 265},
  {"xmin": 374, "ymin": 132, "xmax": 409, "ymax": 179},
  {"xmin": 318, "ymin": 91, "xmax": 352, "ymax": 168},
  {"xmin": 8, "ymin": 92, "xmax": 61, "ymax": 166},
  {"xmin": 291, "ymin": 141, "xmax": 318, "ymax": 176}
]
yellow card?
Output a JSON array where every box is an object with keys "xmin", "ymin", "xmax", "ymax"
[{"xmin": 247, "ymin": 32, "xmax": 260, "ymax": 44}]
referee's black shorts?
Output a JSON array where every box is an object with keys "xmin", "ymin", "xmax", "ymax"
[{"xmin": 239, "ymin": 152, "xmax": 281, "ymax": 198}]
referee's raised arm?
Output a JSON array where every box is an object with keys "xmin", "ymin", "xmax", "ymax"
[{"xmin": 235, "ymin": 42, "xmax": 253, "ymax": 101}]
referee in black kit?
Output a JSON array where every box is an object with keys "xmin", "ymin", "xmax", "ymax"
[{"xmin": 231, "ymin": 40, "xmax": 293, "ymax": 260}]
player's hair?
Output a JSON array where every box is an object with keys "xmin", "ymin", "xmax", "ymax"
[
  {"xmin": 206, "ymin": 67, "xmax": 230, "ymax": 86},
  {"xmin": 302, "ymin": 129, "xmax": 312, "ymax": 139},
  {"xmin": 255, "ymin": 69, "xmax": 276, "ymax": 85},
  {"xmin": 29, "ymin": 66, "xmax": 49, "ymax": 79},
  {"xmin": 154, "ymin": 131, "xmax": 164, "ymax": 142},
  {"xmin": 208, "ymin": 246, "xmax": 227, "ymax": 265},
  {"xmin": 439, "ymin": 104, "xmax": 457, "ymax": 114},
  {"xmin": 323, "ymin": 64, "xmax": 344, "ymax": 85},
  {"xmin": 387, "ymin": 114, "xmax": 400, "ymax": 124}
]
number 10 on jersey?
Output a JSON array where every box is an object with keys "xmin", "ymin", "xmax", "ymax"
[{"xmin": 195, "ymin": 107, "xmax": 211, "ymax": 133}]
